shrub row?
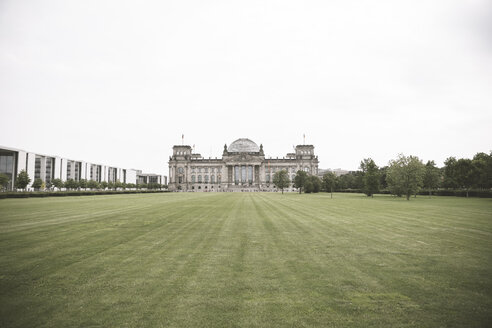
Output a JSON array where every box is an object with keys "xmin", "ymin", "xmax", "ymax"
[
  {"xmin": 0, "ymin": 190, "xmax": 169, "ymax": 199},
  {"xmin": 417, "ymin": 189, "xmax": 492, "ymax": 198},
  {"xmin": 334, "ymin": 189, "xmax": 393, "ymax": 194},
  {"xmin": 333, "ymin": 189, "xmax": 492, "ymax": 198}
]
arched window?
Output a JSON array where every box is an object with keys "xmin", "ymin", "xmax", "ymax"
[
  {"xmin": 198, "ymin": 175, "xmax": 202, "ymax": 183},
  {"xmin": 205, "ymin": 175, "xmax": 209, "ymax": 183},
  {"xmin": 211, "ymin": 175, "xmax": 215, "ymax": 183},
  {"xmin": 191, "ymin": 175, "xmax": 195, "ymax": 183},
  {"xmin": 304, "ymin": 167, "xmax": 309, "ymax": 172},
  {"xmin": 266, "ymin": 174, "xmax": 270, "ymax": 182}
]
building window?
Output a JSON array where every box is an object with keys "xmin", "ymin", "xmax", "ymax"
[
  {"xmin": 211, "ymin": 175, "xmax": 215, "ymax": 183},
  {"xmin": 204, "ymin": 167, "xmax": 208, "ymax": 173},
  {"xmin": 178, "ymin": 167, "xmax": 184, "ymax": 174},
  {"xmin": 178, "ymin": 176, "xmax": 183, "ymax": 183},
  {"xmin": 45, "ymin": 157, "xmax": 54, "ymax": 183},
  {"xmin": 266, "ymin": 174, "xmax": 270, "ymax": 182},
  {"xmin": 191, "ymin": 167, "xmax": 195, "ymax": 173},
  {"xmin": 234, "ymin": 166, "xmax": 239, "ymax": 184},
  {"xmin": 198, "ymin": 168, "xmax": 202, "ymax": 173},
  {"xmin": 0, "ymin": 152, "xmax": 14, "ymax": 188},
  {"xmin": 241, "ymin": 166, "xmax": 246, "ymax": 183},
  {"xmin": 191, "ymin": 175, "xmax": 195, "ymax": 183},
  {"xmin": 205, "ymin": 175, "xmax": 209, "ymax": 183},
  {"xmin": 218, "ymin": 175, "xmax": 221, "ymax": 183},
  {"xmin": 35, "ymin": 156, "xmax": 42, "ymax": 179},
  {"xmin": 248, "ymin": 166, "xmax": 253, "ymax": 184},
  {"xmin": 198, "ymin": 175, "xmax": 202, "ymax": 183}
]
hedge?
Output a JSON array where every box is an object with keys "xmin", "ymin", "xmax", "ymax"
[
  {"xmin": 0, "ymin": 190, "xmax": 169, "ymax": 199},
  {"xmin": 416, "ymin": 189, "xmax": 492, "ymax": 198},
  {"xmin": 331, "ymin": 189, "xmax": 492, "ymax": 198}
]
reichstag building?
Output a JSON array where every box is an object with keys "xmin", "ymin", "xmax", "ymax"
[{"xmin": 168, "ymin": 138, "xmax": 319, "ymax": 191}]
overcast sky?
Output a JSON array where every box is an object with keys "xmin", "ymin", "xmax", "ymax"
[{"xmin": 1, "ymin": 0, "xmax": 491, "ymax": 175}]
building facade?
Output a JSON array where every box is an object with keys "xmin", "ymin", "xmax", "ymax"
[
  {"xmin": 0, "ymin": 146, "xmax": 151, "ymax": 190},
  {"xmin": 168, "ymin": 138, "xmax": 319, "ymax": 192},
  {"xmin": 136, "ymin": 170, "xmax": 167, "ymax": 186}
]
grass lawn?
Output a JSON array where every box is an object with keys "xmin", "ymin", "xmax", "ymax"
[{"xmin": 0, "ymin": 192, "xmax": 491, "ymax": 327}]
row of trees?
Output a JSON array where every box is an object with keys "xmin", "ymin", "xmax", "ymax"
[
  {"xmin": 272, "ymin": 151, "xmax": 491, "ymax": 200},
  {"xmin": 272, "ymin": 170, "xmax": 321, "ymax": 194},
  {"xmin": 1, "ymin": 170, "xmax": 166, "ymax": 191},
  {"xmin": 326, "ymin": 151, "xmax": 492, "ymax": 200}
]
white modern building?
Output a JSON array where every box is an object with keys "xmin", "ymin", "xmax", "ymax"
[
  {"xmin": 136, "ymin": 171, "xmax": 167, "ymax": 186},
  {"xmin": 0, "ymin": 145, "xmax": 159, "ymax": 191}
]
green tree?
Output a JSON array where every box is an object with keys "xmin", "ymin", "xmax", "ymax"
[
  {"xmin": 108, "ymin": 181, "xmax": 115, "ymax": 190},
  {"xmin": 360, "ymin": 158, "xmax": 380, "ymax": 197},
  {"xmin": 273, "ymin": 170, "xmax": 290, "ymax": 194},
  {"xmin": 443, "ymin": 157, "xmax": 458, "ymax": 189},
  {"xmin": 32, "ymin": 178, "xmax": 43, "ymax": 190},
  {"xmin": 15, "ymin": 170, "xmax": 31, "ymax": 191},
  {"xmin": 337, "ymin": 171, "xmax": 363, "ymax": 190},
  {"xmin": 87, "ymin": 180, "xmax": 99, "ymax": 190},
  {"xmin": 454, "ymin": 158, "xmax": 474, "ymax": 197},
  {"xmin": 322, "ymin": 171, "xmax": 337, "ymax": 198},
  {"xmin": 79, "ymin": 179, "xmax": 88, "ymax": 190},
  {"xmin": 294, "ymin": 170, "xmax": 308, "ymax": 194},
  {"xmin": 423, "ymin": 160, "xmax": 441, "ymax": 197},
  {"xmin": 305, "ymin": 175, "xmax": 321, "ymax": 193},
  {"xmin": 379, "ymin": 166, "xmax": 388, "ymax": 189},
  {"xmin": 100, "ymin": 181, "xmax": 108, "ymax": 190},
  {"xmin": 64, "ymin": 179, "xmax": 79, "ymax": 190},
  {"xmin": 52, "ymin": 178, "xmax": 64, "ymax": 191},
  {"xmin": 0, "ymin": 173, "xmax": 10, "ymax": 191},
  {"xmin": 386, "ymin": 154, "xmax": 425, "ymax": 200},
  {"xmin": 471, "ymin": 152, "xmax": 492, "ymax": 190},
  {"xmin": 64, "ymin": 179, "xmax": 74, "ymax": 190},
  {"xmin": 115, "ymin": 180, "xmax": 123, "ymax": 190}
]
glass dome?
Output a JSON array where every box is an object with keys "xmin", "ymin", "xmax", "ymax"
[{"xmin": 228, "ymin": 138, "xmax": 260, "ymax": 153}]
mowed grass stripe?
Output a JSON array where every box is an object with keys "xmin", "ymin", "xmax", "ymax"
[
  {"xmin": 251, "ymin": 193, "xmax": 491, "ymax": 326},
  {"xmin": 0, "ymin": 192, "xmax": 491, "ymax": 327}
]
